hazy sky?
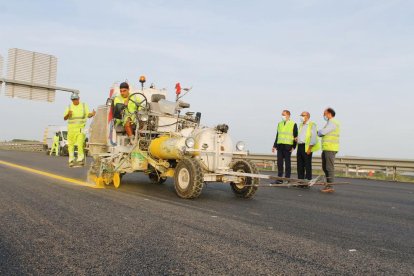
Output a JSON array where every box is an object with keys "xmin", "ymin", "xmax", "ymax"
[{"xmin": 0, "ymin": 0, "xmax": 413, "ymax": 158}]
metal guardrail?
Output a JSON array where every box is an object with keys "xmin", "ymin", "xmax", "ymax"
[
  {"xmin": 0, "ymin": 143, "xmax": 413, "ymax": 181},
  {"xmin": 0, "ymin": 142, "xmax": 45, "ymax": 152},
  {"xmin": 245, "ymin": 154, "xmax": 414, "ymax": 181}
]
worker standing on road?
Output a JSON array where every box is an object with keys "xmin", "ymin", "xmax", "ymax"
[
  {"xmin": 318, "ymin": 107, "xmax": 340, "ymax": 193},
  {"xmin": 114, "ymin": 82, "xmax": 144, "ymax": 142},
  {"xmin": 296, "ymin": 111, "xmax": 320, "ymax": 181},
  {"xmin": 63, "ymin": 94, "xmax": 95, "ymax": 167},
  {"xmin": 50, "ymin": 132, "xmax": 60, "ymax": 156},
  {"xmin": 272, "ymin": 110, "xmax": 298, "ymax": 183}
]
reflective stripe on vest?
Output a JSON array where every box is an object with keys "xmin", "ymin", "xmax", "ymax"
[
  {"xmin": 277, "ymin": 120, "xmax": 295, "ymax": 145},
  {"xmin": 68, "ymin": 103, "xmax": 87, "ymax": 126},
  {"xmin": 299, "ymin": 121, "xmax": 320, "ymax": 152},
  {"xmin": 322, "ymin": 119, "xmax": 340, "ymax": 152}
]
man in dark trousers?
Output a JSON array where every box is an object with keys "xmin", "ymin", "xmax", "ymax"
[
  {"xmin": 296, "ymin": 111, "xmax": 320, "ymax": 182},
  {"xmin": 272, "ymin": 110, "xmax": 298, "ymax": 183}
]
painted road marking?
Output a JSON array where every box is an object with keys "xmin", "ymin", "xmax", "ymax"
[{"xmin": 0, "ymin": 159, "xmax": 100, "ymax": 189}]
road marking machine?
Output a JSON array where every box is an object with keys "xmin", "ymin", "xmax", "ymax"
[{"xmin": 87, "ymin": 77, "xmax": 345, "ymax": 199}]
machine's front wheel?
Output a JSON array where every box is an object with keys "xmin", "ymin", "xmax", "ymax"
[
  {"xmin": 174, "ymin": 158, "xmax": 204, "ymax": 199},
  {"xmin": 230, "ymin": 160, "xmax": 259, "ymax": 199},
  {"xmin": 113, "ymin": 172, "xmax": 121, "ymax": 189}
]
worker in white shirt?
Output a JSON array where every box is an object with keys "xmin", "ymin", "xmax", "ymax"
[{"xmin": 296, "ymin": 111, "xmax": 320, "ymax": 182}]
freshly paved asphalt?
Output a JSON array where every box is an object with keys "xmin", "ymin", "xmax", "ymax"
[{"xmin": 0, "ymin": 150, "xmax": 413, "ymax": 275}]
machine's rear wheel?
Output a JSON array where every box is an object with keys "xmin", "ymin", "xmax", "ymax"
[
  {"xmin": 149, "ymin": 172, "xmax": 167, "ymax": 184},
  {"xmin": 174, "ymin": 158, "xmax": 204, "ymax": 199},
  {"xmin": 230, "ymin": 160, "xmax": 259, "ymax": 199}
]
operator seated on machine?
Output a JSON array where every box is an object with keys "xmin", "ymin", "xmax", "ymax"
[{"xmin": 113, "ymin": 82, "xmax": 144, "ymax": 141}]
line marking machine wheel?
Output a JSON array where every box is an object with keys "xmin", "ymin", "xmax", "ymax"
[
  {"xmin": 113, "ymin": 172, "xmax": 121, "ymax": 189},
  {"xmin": 174, "ymin": 157, "xmax": 204, "ymax": 199},
  {"xmin": 230, "ymin": 160, "xmax": 259, "ymax": 199}
]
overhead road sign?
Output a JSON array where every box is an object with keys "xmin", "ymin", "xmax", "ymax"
[{"xmin": 0, "ymin": 48, "xmax": 79, "ymax": 102}]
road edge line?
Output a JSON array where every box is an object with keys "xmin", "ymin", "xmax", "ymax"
[{"xmin": 0, "ymin": 159, "xmax": 101, "ymax": 189}]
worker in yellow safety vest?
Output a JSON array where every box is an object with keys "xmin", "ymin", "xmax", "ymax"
[
  {"xmin": 272, "ymin": 109, "xmax": 298, "ymax": 183},
  {"xmin": 318, "ymin": 107, "xmax": 341, "ymax": 193},
  {"xmin": 296, "ymin": 111, "xmax": 320, "ymax": 183},
  {"xmin": 113, "ymin": 82, "xmax": 144, "ymax": 142},
  {"xmin": 63, "ymin": 93, "xmax": 95, "ymax": 167},
  {"xmin": 50, "ymin": 132, "xmax": 60, "ymax": 156}
]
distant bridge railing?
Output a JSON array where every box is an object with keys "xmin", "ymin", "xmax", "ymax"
[
  {"xmin": 0, "ymin": 142, "xmax": 45, "ymax": 152},
  {"xmin": 245, "ymin": 154, "xmax": 414, "ymax": 181}
]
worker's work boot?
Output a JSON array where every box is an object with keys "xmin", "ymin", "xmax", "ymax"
[
  {"xmin": 69, "ymin": 161, "xmax": 75, "ymax": 168},
  {"xmin": 320, "ymin": 186, "xmax": 335, "ymax": 193}
]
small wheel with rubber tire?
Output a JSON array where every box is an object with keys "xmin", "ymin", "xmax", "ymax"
[
  {"xmin": 174, "ymin": 158, "xmax": 204, "ymax": 199},
  {"xmin": 113, "ymin": 172, "xmax": 121, "ymax": 189},
  {"xmin": 230, "ymin": 160, "xmax": 259, "ymax": 199}
]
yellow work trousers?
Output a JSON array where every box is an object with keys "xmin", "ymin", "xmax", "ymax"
[
  {"xmin": 68, "ymin": 128, "xmax": 86, "ymax": 162},
  {"xmin": 50, "ymin": 142, "xmax": 59, "ymax": 156}
]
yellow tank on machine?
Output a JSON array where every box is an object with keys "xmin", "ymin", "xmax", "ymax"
[{"xmin": 149, "ymin": 135, "xmax": 192, "ymax": 160}]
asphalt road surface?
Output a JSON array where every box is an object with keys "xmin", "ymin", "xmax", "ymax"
[{"xmin": 0, "ymin": 150, "xmax": 413, "ymax": 275}]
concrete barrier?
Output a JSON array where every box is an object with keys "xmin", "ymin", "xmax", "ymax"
[{"xmin": 0, "ymin": 142, "xmax": 45, "ymax": 152}]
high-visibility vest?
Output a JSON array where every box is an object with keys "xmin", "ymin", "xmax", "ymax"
[
  {"xmin": 277, "ymin": 120, "xmax": 295, "ymax": 145},
  {"xmin": 322, "ymin": 118, "xmax": 340, "ymax": 152},
  {"xmin": 114, "ymin": 94, "xmax": 143, "ymax": 114},
  {"xmin": 53, "ymin": 135, "xmax": 60, "ymax": 143},
  {"xmin": 67, "ymin": 103, "xmax": 87, "ymax": 130},
  {"xmin": 299, "ymin": 121, "xmax": 320, "ymax": 152}
]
